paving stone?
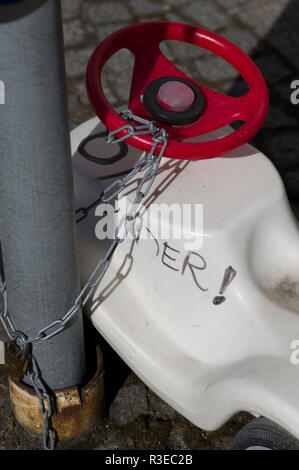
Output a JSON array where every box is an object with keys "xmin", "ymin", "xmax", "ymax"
[
  {"xmin": 124, "ymin": 372, "xmax": 144, "ymax": 386},
  {"xmin": 274, "ymin": 80, "xmax": 298, "ymax": 103},
  {"xmin": 73, "ymin": 82, "xmax": 90, "ymax": 107},
  {"xmin": 254, "ymin": 53, "xmax": 292, "ymax": 85},
  {"xmin": 71, "ymin": 109, "xmax": 94, "ymax": 130},
  {"xmin": 183, "ymin": 0, "xmax": 230, "ymax": 31},
  {"xmin": 0, "ymin": 393, "xmax": 6, "ymax": 408},
  {"xmin": 196, "ymin": 55, "xmax": 238, "ymax": 83},
  {"xmin": 213, "ymin": 435, "xmax": 234, "ymax": 450},
  {"xmin": 164, "ymin": 12, "xmax": 187, "ymax": 23},
  {"xmin": 261, "ymin": 129, "xmax": 299, "ymax": 172},
  {"xmin": 162, "ymin": 0, "xmax": 192, "ymax": 6},
  {"xmin": 81, "ymin": 74, "xmax": 118, "ymax": 106},
  {"xmin": 108, "ymin": 72, "xmax": 132, "ymax": 105},
  {"xmin": 266, "ymin": 1, "xmax": 299, "ymax": 70},
  {"xmin": 72, "ymin": 75, "xmax": 118, "ymax": 108},
  {"xmin": 94, "ymin": 429, "xmax": 127, "ymax": 450},
  {"xmin": 167, "ymin": 424, "xmax": 188, "ymax": 450},
  {"xmin": 67, "ymin": 93, "xmax": 89, "ymax": 129},
  {"xmin": 215, "ymin": 0, "xmax": 247, "ymax": 13},
  {"xmin": 221, "ymin": 80, "xmax": 240, "ymax": 94},
  {"xmin": 161, "ymin": 39, "xmax": 211, "ymax": 63},
  {"xmin": 103, "ymin": 85, "xmax": 119, "ymax": 106},
  {"xmin": 95, "ymin": 443, "xmax": 121, "ymax": 450},
  {"xmin": 178, "ymin": 63, "xmax": 199, "ymax": 81},
  {"xmin": 129, "ymin": 0, "xmax": 162, "ymax": 16},
  {"xmin": 149, "ymin": 390, "xmax": 179, "ymax": 420},
  {"xmin": 103, "ymin": 49, "xmax": 135, "ymax": 73},
  {"xmin": 235, "ymin": 0, "xmax": 291, "ymax": 38},
  {"xmin": 67, "ymin": 92, "xmax": 81, "ymax": 116},
  {"xmin": 162, "ymin": 4, "xmax": 172, "ymax": 12},
  {"xmin": 220, "ymin": 26, "xmax": 258, "ymax": 54},
  {"xmin": 0, "ymin": 384, "xmax": 9, "ymax": 413},
  {"xmin": 61, "ymin": 0, "xmax": 82, "ymax": 21},
  {"xmin": 109, "ymin": 383, "xmax": 149, "ymax": 425},
  {"xmin": 291, "ymin": 201, "xmax": 299, "ymax": 221},
  {"xmin": 96, "ymin": 22, "xmax": 128, "ymax": 43},
  {"xmin": 159, "ymin": 41, "xmax": 176, "ymax": 62},
  {"xmin": 63, "ymin": 19, "xmax": 85, "ymax": 48},
  {"xmin": 263, "ymin": 104, "xmax": 298, "ymax": 129},
  {"xmin": 65, "ymin": 47, "xmax": 94, "ymax": 78},
  {"xmin": 84, "ymin": 1, "xmax": 131, "ymax": 25},
  {"xmin": 282, "ymin": 169, "xmax": 299, "ymax": 198},
  {"xmin": 227, "ymin": 75, "xmax": 249, "ymax": 97}
]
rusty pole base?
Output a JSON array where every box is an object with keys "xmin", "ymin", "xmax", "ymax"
[{"xmin": 9, "ymin": 346, "xmax": 104, "ymax": 441}]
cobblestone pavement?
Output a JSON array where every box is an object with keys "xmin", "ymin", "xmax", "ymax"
[{"xmin": 1, "ymin": 0, "xmax": 299, "ymax": 451}]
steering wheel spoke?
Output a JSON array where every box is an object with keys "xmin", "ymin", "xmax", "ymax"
[
  {"xmin": 165, "ymin": 86, "xmax": 250, "ymax": 140},
  {"xmin": 128, "ymin": 42, "xmax": 195, "ymax": 117}
]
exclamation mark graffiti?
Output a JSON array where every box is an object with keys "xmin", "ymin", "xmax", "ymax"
[{"xmin": 213, "ymin": 266, "xmax": 237, "ymax": 305}]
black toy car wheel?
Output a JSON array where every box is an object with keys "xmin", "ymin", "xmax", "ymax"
[{"xmin": 233, "ymin": 417, "xmax": 299, "ymax": 450}]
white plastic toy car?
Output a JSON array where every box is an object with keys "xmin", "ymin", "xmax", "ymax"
[{"xmin": 72, "ymin": 22, "xmax": 299, "ymax": 450}]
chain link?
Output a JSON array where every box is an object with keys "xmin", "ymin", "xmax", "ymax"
[
  {"xmin": 0, "ymin": 283, "xmax": 55, "ymax": 450},
  {"xmin": 0, "ymin": 109, "xmax": 168, "ymax": 450},
  {"xmin": 29, "ymin": 354, "xmax": 55, "ymax": 450}
]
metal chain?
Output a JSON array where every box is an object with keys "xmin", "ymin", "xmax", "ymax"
[
  {"xmin": 0, "ymin": 279, "xmax": 55, "ymax": 449},
  {"xmin": 0, "ymin": 109, "xmax": 168, "ymax": 450},
  {"xmin": 29, "ymin": 354, "xmax": 55, "ymax": 450}
]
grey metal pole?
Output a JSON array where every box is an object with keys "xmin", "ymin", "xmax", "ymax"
[{"xmin": 0, "ymin": 0, "xmax": 86, "ymax": 389}]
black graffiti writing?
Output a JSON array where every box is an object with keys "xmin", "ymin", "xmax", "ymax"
[
  {"xmin": 162, "ymin": 242, "xmax": 180, "ymax": 272},
  {"xmin": 146, "ymin": 232, "xmax": 208, "ymax": 292},
  {"xmin": 182, "ymin": 251, "xmax": 208, "ymax": 292}
]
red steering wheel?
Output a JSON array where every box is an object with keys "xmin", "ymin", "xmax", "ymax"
[{"xmin": 86, "ymin": 22, "xmax": 268, "ymax": 160}]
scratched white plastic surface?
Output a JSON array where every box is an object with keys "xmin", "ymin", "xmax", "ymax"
[{"xmin": 72, "ymin": 117, "xmax": 299, "ymax": 439}]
